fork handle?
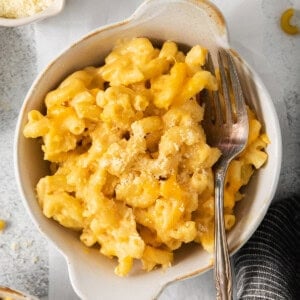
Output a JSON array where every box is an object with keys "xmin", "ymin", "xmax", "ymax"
[{"xmin": 214, "ymin": 165, "xmax": 233, "ymax": 300}]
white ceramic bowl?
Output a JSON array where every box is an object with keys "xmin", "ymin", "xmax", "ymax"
[
  {"xmin": 14, "ymin": 0, "xmax": 282, "ymax": 299},
  {"xmin": 0, "ymin": 0, "xmax": 65, "ymax": 27}
]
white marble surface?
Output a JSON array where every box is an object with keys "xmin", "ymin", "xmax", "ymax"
[{"xmin": 0, "ymin": 0, "xmax": 299, "ymax": 299}]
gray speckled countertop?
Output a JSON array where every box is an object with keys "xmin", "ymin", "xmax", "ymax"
[
  {"xmin": 0, "ymin": 25, "xmax": 48, "ymax": 298},
  {"xmin": 0, "ymin": 0, "xmax": 299, "ymax": 299}
]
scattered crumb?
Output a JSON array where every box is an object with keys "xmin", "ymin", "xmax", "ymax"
[
  {"xmin": 21, "ymin": 240, "xmax": 33, "ymax": 248},
  {"xmin": 32, "ymin": 256, "xmax": 39, "ymax": 264},
  {"xmin": 10, "ymin": 241, "xmax": 20, "ymax": 251}
]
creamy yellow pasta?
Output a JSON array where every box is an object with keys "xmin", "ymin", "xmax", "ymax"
[{"xmin": 23, "ymin": 38, "xmax": 269, "ymax": 276}]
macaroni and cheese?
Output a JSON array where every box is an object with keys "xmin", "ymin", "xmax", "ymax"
[
  {"xmin": 0, "ymin": 219, "xmax": 5, "ymax": 231},
  {"xmin": 23, "ymin": 38, "xmax": 269, "ymax": 276}
]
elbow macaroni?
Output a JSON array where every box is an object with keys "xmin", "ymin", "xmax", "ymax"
[{"xmin": 23, "ymin": 38, "xmax": 269, "ymax": 276}]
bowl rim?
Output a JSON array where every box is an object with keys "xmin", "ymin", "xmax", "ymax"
[
  {"xmin": 0, "ymin": 0, "xmax": 65, "ymax": 27},
  {"xmin": 13, "ymin": 0, "xmax": 282, "ymax": 298}
]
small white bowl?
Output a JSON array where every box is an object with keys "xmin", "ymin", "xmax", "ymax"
[
  {"xmin": 0, "ymin": 0, "xmax": 65, "ymax": 27},
  {"xmin": 14, "ymin": 0, "xmax": 282, "ymax": 299}
]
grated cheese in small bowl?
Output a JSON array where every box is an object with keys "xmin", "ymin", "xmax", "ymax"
[
  {"xmin": 0, "ymin": 0, "xmax": 64, "ymax": 26},
  {"xmin": 0, "ymin": 0, "xmax": 54, "ymax": 19}
]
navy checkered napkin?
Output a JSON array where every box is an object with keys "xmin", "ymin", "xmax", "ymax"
[{"xmin": 233, "ymin": 195, "xmax": 300, "ymax": 300}]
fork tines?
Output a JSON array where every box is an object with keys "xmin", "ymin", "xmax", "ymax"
[{"xmin": 205, "ymin": 49, "xmax": 248, "ymax": 127}]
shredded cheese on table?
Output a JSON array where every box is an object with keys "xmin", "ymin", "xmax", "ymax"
[{"xmin": 0, "ymin": 0, "xmax": 53, "ymax": 18}]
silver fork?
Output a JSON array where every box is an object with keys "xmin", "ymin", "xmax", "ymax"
[{"xmin": 202, "ymin": 49, "xmax": 249, "ymax": 300}]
